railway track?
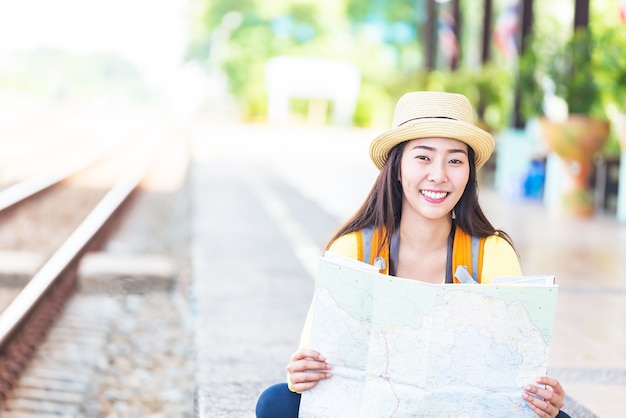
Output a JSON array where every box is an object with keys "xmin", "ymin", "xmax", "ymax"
[{"xmin": 0, "ymin": 129, "xmax": 170, "ymax": 410}]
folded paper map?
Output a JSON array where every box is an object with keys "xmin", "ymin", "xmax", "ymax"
[{"xmin": 299, "ymin": 254, "xmax": 559, "ymax": 418}]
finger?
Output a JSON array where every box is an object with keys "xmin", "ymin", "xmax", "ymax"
[
  {"xmin": 523, "ymin": 392, "xmax": 556, "ymax": 418},
  {"xmin": 537, "ymin": 376, "xmax": 565, "ymax": 395},
  {"xmin": 290, "ymin": 348, "xmax": 326, "ymax": 362},
  {"xmin": 528, "ymin": 385, "xmax": 552, "ymax": 403},
  {"xmin": 292, "ymin": 381, "xmax": 317, "ymax": 392},
  {"xmin": 537, "ymin": 388, "xmax": 564, "ymax": 411},
  {"xmin": 524, "ymin": 384, "xmax": 554, "ymax": 408},
  {"xmin": 287, "ymin": 358, "xmax": 332, "ymax": 374},
  {"xmin": 290, "ymin": 370, "xmax": 332, "ymax": 392},
  {"xmin": 291, "ymin": 370, "xmax": 332, "ymax": 384},
  {"xmin": 291, "ymin": 378, "xmax": 321, "ymax": 392},
  {"xmin": 534, "ymin": 377, "xmax": 565, "ymax": 410}
]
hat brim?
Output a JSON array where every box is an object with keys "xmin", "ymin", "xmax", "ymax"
[{"xmin": 369, "ymin": 118, "xmax": 494, "ymax": 170}]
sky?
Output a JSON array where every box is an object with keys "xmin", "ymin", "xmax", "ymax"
[{"xmin": 0, "ymin": 0, "xmax": 190, "ymax": 89}]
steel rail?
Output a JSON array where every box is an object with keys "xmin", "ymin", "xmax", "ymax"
[
  {"xmin": 0, "ymin": 138, "xmax": 126, "ymax": 211},
  {"xmin": 0, "ymin": 137, "xmax": 165, "ymax": 397}
]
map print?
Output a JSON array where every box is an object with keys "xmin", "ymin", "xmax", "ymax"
[{"xmin": 299, "ymin": 256, "xmax": 559, "ymax": 418}]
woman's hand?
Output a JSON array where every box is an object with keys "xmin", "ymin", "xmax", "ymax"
[
  {"xmin": 522, "ymin": 376, "xmax": 565, "ymax": 417},
  {"xmin": 287, "ymin": 348, "xmax": 332, "ymax": 392}
]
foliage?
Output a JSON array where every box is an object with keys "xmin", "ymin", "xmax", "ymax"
[
  {"xmin": 426, "ymin": 64, "xmax": 513, "ymax": 133},
  {"xmin": 518, "ymin": 28, "xmax": 607, "ymax": 120},
  {"xmin": 515, "ymin": 2, "xmax": 626, "ymax": 157},
  {"xmin": 546, "ymin": 29, "xmax": 603, "ymax": 116},
  {"xmin": 520, "ymin": 25, "xmax": 626, "ymax": 157},
  {"xmin": 516, "ymin": 34, "xmax": 544, "ymax": 122},
  {"xmin": 594, "ymin": 26, "xmax": 626, "ymax": 114},
  {"xmin": 591, "ymin": 25, "xmax": 626, "ymax": 156},
  {"xmin": 189, "ymin": 0, "xmax": 624, "ymax": 130},
  {"xmin": 518, "ymin": 0, "xmax": 626, "ymax": 124}
]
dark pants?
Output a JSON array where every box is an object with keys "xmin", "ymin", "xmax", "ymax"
[
  {"xmin": 255, "ymin": 382, "xmax": 571, "ymax": 418},
  {"xmin": 256, "ymin": 383, "xmax": 301, "ymax": 418}
]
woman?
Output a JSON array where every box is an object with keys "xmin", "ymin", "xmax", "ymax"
[{"xmin": 256, "ymin": 91, "xmax": 568, "ymax": 418}]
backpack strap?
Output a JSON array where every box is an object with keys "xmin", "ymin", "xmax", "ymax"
[
  {"xmin": 359, "ymin": 225, "xmax": 375, "ymax": 265},
  {"xmin": 471, "ymin": 235, "xmax": 482, "ymax": 280},
  {"xmin": 452, "ymin": 227, "xmax": 485, "ymax": 283},
  {"xmin": 357, "ymin": 225, "xmax": 388, "ymax": 273},
  {"xmin": 358, "ymin": 224, "xmax": 484, "ymax": 281}
]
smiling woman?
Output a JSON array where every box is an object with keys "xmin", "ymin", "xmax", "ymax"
[{"xmin": 256, "ymin": 91, "xmax": 571, "ymax": 418}]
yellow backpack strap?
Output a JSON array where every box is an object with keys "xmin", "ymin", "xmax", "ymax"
[
  {"xmin": 356, "ymin": 229, "xmax": 365, "ymax": 263},
  {"xmin": 452, "ymin": 227, "xmax": 485, "ymax": 283},
  {"xmin": 358, "ymin": 225, "xmax": 389, "ymax": 274}
]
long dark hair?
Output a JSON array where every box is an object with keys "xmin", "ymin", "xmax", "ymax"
[{"xmin": 324, "ymin": 142, "xmax": 516, "ymax": 256}]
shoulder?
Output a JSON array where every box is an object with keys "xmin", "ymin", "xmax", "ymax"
[
  {"xmin": 327, "ymin": 231, "xmax": 360, "ymax": 260},
  {"xmin": 484, "ymin": 234, "xmax": 517, "ymax": 254},
  {"xmin": 481, "ymin": 234, "xmax": 522, "ymax": 283}
]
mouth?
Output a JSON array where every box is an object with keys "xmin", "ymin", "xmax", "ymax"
[{"xmin": 420, "ymin": 190, "xmax": 449, "ymax": 201}]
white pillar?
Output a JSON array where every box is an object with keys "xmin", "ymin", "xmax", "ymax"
[
  {"xmin": 617, "ymin": 151, "xmax": 626, "ymax": 223},
  {"xmin": 543, "ymin": 153, "xmax": 564, "ymax": 211}
]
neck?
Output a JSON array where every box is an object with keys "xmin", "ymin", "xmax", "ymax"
[
  {"xmin": 399, "ymin": 212, "xmax": 452, "ymax": 251},
  {"xmin": 395, "ymin": 211, "xmax": 453, "ymax": 282}
]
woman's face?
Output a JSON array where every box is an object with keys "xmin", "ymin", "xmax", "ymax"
[{"xmin": 399, "ymin": 137, "xmax": 470, "ymax": 221}]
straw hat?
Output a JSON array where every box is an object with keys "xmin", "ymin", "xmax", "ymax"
[{"xmin": 369, "ymin": 91, "xmax": 494, "ymax": 170}]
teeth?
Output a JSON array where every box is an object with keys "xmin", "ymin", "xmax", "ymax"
[{"xmin": 421, "ymin": 190, "xmax": 448, "ymax": 200}]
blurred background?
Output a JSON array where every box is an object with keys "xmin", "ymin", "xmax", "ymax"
[{"xmin": 2, "ymin": 0, "xmax": 626, "ymax": 220}]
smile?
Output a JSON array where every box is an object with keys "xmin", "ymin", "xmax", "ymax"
[{"xmin": 421, "ymin": 190, "xmax": 449, "ymax": 200}]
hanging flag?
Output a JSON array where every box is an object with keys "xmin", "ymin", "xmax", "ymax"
[
  {"xmin": 438, "ymin": 8, "xmax": 458, "ymax": 67},
  {"xmin": 493, "ymin": 0, "xmax": 520, "ymax": 57}
]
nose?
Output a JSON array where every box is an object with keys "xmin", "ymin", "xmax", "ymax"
[{"xmin": 427, "ymin": 161, "xmax": 447, "ymax": 183}]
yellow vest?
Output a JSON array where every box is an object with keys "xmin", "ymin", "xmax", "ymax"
[
  {"xmin": 329, "ymin": 229, "xmax": 520, "ymax": 284},
  {"xmin": 356, "ymin": 225, "xmax": 485, "ymax": 283}
]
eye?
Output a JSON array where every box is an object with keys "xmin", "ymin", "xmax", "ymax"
[
  {"xmin": 449, "ymin": 154, "xmax": 469, "ymax": 164},
  {"xmin": 415, "ymin": 154, "xmax": 430, "ymax": 161}
]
